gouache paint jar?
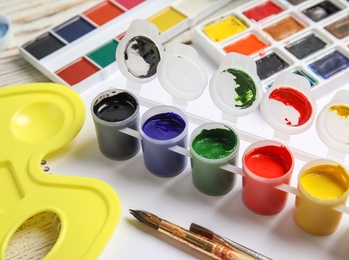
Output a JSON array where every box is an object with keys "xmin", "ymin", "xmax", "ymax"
[
  {"xmin": 242, "ymin": 140, "xmax": 294, "ymax": 215},
  {"xmin": 140, "ymin": 105, "xmax": 188, "ymax": 177},
  {"xmin": 190, "ymin": 122, "xmax": 239, "ymax": 196},
  {"xmin": 294, "ymin": 159, "xmax": 349, "ymax": 235},
  {"xmin": 91, "ymin": 89, "xmax": 140, "ymax": 160}
]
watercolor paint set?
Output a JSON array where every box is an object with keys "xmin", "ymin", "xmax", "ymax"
[
  {"xmin": 193, "ymin": 0, "xmax": 349, "ymax": 98},
  {"xmin": 18, "ymin": 0, "xmax": 231, "ymax": 94}
]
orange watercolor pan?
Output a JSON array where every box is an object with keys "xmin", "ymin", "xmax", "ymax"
[
  {"xmin": 223, "ymin": 34, "xmax": 269, "ymax": 56},
  {"xmin": 83, "ymin": 1, "xmax": 125, "ymax": 26}
]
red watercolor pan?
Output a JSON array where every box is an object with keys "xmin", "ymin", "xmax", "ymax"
[
  {"xmin": 243, "ymin": 1, "xmax": 284, "ymax": 22},
  {"xmin": 83, "ymin": 1, "xmax": 125, "ymax": 26},
  {"xmin": 56, "ymin": 57, "xmax": 100, "ymax": 86}
]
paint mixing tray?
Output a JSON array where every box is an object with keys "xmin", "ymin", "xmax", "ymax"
[
  {"xmin": 18, "ymin": 0, "xmax": 231, "ymax": 94},
  {"xmin": 0, "ymin": 83, "xmax": 121, "ymax": 259},
  {"xmin": 193, "ymin": 0, "xmax": 349, "ymax": 98}
]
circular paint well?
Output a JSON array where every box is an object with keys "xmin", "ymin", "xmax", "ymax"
[{"xmin": 11, "ymin": 102, "xmax": 64, "ymax": 143}]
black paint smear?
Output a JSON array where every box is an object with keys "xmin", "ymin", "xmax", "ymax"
[
  {"xmin": 286, "ymin": 34, "xmax": 327, "ymax": 59},
  {"xmin": 124, "ymin": 36, "xmax": 161, "ymax": 78}
]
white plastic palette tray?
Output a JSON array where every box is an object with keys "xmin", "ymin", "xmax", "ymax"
[
  {"xmin": 47, "ymin": 40, "xmax": 349, "ymax": 259},
  {"xmin": 193, "ymin": 0, "xmax": 349, "ymax": 99}
]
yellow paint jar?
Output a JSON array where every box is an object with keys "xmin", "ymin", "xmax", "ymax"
[{"xmin": 294, "ymin": 159, "xmax": 349, "ymax": 235}]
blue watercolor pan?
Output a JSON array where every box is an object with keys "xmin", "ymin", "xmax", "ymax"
[
  {"xmin": 309, "ymin": 50, "xmax": 349, "ymax": 79},
  {"xmin": 53, "ymin": 16, "xmax": 96, "ymax": 43}
]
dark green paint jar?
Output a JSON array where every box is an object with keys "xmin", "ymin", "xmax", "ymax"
[{"xmin": 189, "ymin": 123, "xmax": 240, "ymax": 196}]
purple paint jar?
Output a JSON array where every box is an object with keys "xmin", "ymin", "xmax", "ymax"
[{"xmin": 139, "ymin": 105, "xmax": 188, "ymax": 177}]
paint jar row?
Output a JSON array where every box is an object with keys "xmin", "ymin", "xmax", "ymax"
[{"xmin": 91, "ymin": 88, "xmax": 349, "ymax": 236}]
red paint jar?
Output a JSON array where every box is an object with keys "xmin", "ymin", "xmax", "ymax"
[{"xmin": 242, "ymin": 140, "xmax": 294, "ymax": 215}]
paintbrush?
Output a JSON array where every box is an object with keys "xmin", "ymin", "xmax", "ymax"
[
  {"xmin": 129, "ymin": 209, "xmax": 252, "ymax": 260},
  {"xmin": 190, "ymin": 223, "xmax": 272, "ymax": 260}
]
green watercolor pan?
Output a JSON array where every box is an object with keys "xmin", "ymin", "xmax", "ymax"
[
  {"xmin": 193, "ymin": 0, "xmax": 349, "ymax": 99},
  {"xmin": 18, "ymin": 0, "xmax": 231, "ymax": 94}
]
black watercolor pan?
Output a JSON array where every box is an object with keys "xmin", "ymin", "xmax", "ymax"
[
  {"xmin": 302, "ymin": 0, "xmax": 342, "ymax": 22},
  {"xmin": 285, "ymin": 33, "xmax": 327, "ymax": 59},
  {"xmin": 256, "ymin": 52, "xmax": 290, "ymax": 80},
  {"xmin": 22, "ymin": 32, "xmax": 66, "ymax": 60}
]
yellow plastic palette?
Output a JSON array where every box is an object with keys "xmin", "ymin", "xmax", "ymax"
[{"xmin": 0, "ymin": 83, "xmax": 121, "ymax": 259}]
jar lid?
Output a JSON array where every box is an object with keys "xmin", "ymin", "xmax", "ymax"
[
  {"xmin": 116, "ymin": 19, "xmax": 164, "ymax": 84},
  {"xmin": 209, "ymin": 52, "xmax": 263, "ymax": 117},
  {"xmin": 260, "ymin": 71, "xmax": 316, "ymax": 135},
  {"xmin": 316, "ymin": 89, "xmax": 349, "ymax": 153},
  {"xmin": 157, "ymin": 42, "xmax": 208, "ymax": 101}
]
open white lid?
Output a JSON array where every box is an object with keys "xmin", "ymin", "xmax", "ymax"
[
  {"xmin": 316, "ymin": 89, "xmax": 349, "ymax": 153},
  {"xmin": 0, "ymin": 13, "xmax": 12, "ymax": 52},
  {"xmin": 260, "ymin": 71, "xmax": 316, "ymax": 135},
  {"xmin": 116, "ymin": 19, "xmax": 164, "ymax": 84},
  {"xmin": 209, "ymin": 52, "xmax": 263, "ymax": 117},
  {"xmin": 157, "ymin": 42, "xmax": 208, "ymax": 101}
]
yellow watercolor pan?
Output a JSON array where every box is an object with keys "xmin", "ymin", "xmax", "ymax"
[
  {"xmin": 203, "ymin": 15, "xmax": 248, "ymax": 42},
  {"xmin": 147, "ymin": 6, "xmax": 187, "ymax": 33},
  {"xmin": 0, "ymin": 83, "xmax": 121, "ymax": 259}
]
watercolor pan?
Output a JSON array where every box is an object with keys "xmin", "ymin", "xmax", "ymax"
[
  {"xmin": 223, "ymin": 33, "xmax": 269, "ymax": 55},
  {"xmin": 285, "ymin": 33, "xmax": 327, "ymax": 59},
  {"xmin": 301, "ymin": 0, "xmax": 342, "ymax": 22},
  {"xmin": 256, "ymin": 51, "xmax": 291, "ymax": 80},
  {"xmin": 18, "ymin": 0, "xmax": 232, "ymax": 94},
  {"xmin": 242, "ymin": 1, "xmax": 284, "ymax": 22},
  {"xmin": 193, "ymin": 0, "xmax": 349, "ymax": 98}
]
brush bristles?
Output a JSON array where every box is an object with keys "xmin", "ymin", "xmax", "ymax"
[{"xmin": 129, "ymin": 209, "xmax": 162, "ymax": 230}]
